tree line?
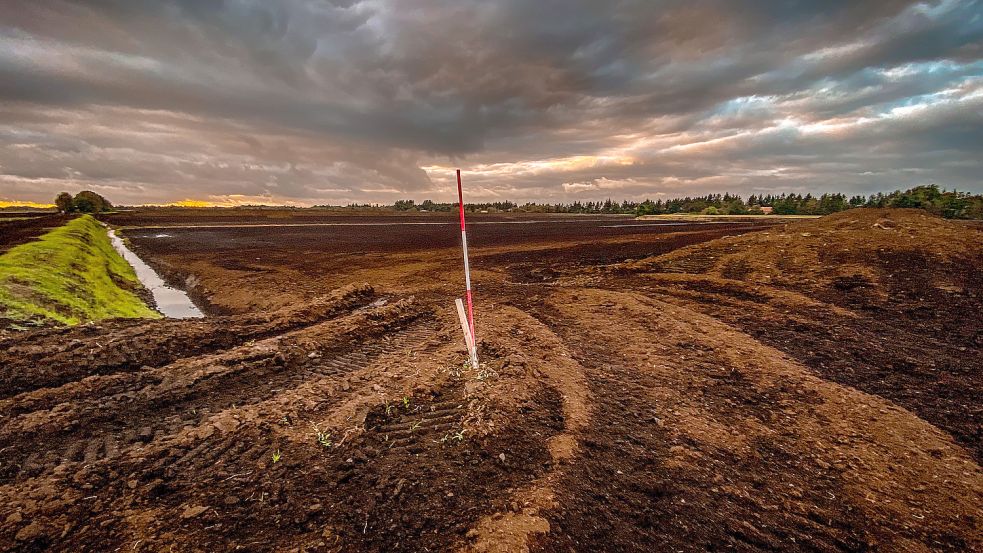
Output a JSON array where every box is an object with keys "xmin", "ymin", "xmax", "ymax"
[
  {"xmin": 382, "ymin": 185, "xmax": 983, "ymax": 219},
  {"xmin": 54, "ymin": 191, "xmax": 113, "ymax": 214}
]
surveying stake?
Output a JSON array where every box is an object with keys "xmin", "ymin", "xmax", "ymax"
[{"xmin": 456, "ymin": 169, "xmax": 479, "ymax": 368}]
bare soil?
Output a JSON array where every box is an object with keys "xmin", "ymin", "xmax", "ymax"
[
  {"xmin": 0, "ymin": 215, "xmax": 72, "ymax": 253},
  {"xmin": 0, "ymin": 208, "xmax": 980, "ymax": 552}
]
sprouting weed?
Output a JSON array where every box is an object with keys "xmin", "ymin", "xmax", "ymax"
[
  {"xmin": 385, "ymin": 400, "xmax": 394, "ymax": 417},
  {"xmin": 272, "ymin": 450, "xmax": 282, "ymax": 464},
  {"xmin": 312, "ymin": 424, "xmax": 333, "ymax": 448},
  {"xmin": 438, "ymin": 429, "xmax": 466, "ymax": 444},
  {"xmin": 402, "ymin": 396, "xmax": 410, "ymax": 409},
  {"xmin": 410, "ymin": 420, "xmax": 423, "ymax": 432}
]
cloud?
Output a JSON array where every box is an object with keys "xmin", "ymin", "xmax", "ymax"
[{"xmin": 0, "ymin": 0, "xmax": 981, "ymax": 205}]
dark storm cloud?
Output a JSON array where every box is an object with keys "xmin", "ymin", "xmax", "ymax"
[{"xmin": 0, "ymin": 0, "xmax": 981, "ymax": 205}]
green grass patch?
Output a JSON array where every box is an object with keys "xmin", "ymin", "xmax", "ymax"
[{"xmin": 0, "ymin": 215, "xmax": 161, "ymax": 326}]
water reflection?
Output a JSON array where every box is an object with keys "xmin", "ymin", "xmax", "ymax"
[{"xmin": 107, "ymin": 229, "xmax": 204, "ymax": 318}]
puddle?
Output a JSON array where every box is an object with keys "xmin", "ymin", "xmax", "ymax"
[{"xmin": 107, "ymin": 228, "xmax": 204, "ymax": 318}]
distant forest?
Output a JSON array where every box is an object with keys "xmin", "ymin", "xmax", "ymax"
[{"xmin": 372, "ymin": 185, "xmax": 983, "ymax": 219}]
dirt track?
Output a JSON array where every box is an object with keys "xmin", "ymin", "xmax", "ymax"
[{"xmin": 0, "ymin": 209, "xmax": 980, "ymax": 551}]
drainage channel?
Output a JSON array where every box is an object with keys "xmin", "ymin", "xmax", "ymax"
[{"xmin": 107, "ymin": 227, "xmax": 204, "ymax": 318}]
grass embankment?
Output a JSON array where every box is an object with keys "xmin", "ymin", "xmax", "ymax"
[{"xmin": 0, "ymin": 215, "xmax": 160, "ymax": 326}]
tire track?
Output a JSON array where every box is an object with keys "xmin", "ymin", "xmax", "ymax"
[
  {"xmin": 524, "ymin": 287, "xmax": 979, "ymax": 552},
  {"xmin": 366, "ymin": 391, "xmax": 467, "ymax": 452},
  {"xmin": 0, "ymin": 305, "xmax": 429, "ymax": 483},
  {"xmin": 520, "ymin": 292, "xmax": 865, "ymax": 552},
  {"xmin": 0, "ymin": 284, "xmax": 375, "ymax": 399}
]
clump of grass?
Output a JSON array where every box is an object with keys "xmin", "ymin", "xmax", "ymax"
[
  {"xmin": 272, "ymin": 449, "xmax": 282, "ymax": 464},
  {"xmin": 0, "ymin": 215, "xmax": 160, "ymax": 325}
]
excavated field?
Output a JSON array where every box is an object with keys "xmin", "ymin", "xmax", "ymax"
[
  {"xmin": 0, "ymin": 214, "xmax": 71, "ymax": 253},
  {"xmin": 0, "ymin": 209, "xmax": 980, "ymax": 552}
]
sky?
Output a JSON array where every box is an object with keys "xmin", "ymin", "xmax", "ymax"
[{"xmin": 1, "ymin": 1, "xmax": 982, "ymax": 207}]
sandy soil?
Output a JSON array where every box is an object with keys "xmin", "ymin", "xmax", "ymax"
[{"xmin": 0, "ymin": 208, "xmax": 979, "ymax": 551}]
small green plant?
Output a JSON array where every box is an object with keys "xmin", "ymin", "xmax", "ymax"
[
  {"xmin": 402, "ymin": 396, "xmax": 410, "ymax": 409},
  {"xmin": 384, "ymin": 400, "xmax": 394, "ymax": 417},
  {"xmin": 439, "ymin": 429, "xmax": 466, "ymax": 444},
  {"xmin": 410, "ymin": 420, "xmax": 423, "ymax": 432},
  {"xmin": 312, "ymin": 424, "xmax": 333, "ymax": 448},
  {"xmin": 272, "ymin": 449, "xmax": 282, "ymax": 464}
]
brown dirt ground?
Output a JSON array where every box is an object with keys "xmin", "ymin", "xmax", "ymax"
[
  {"xmin": 0, "ymin": 215, "xmax": 72, "ymax": 253},
  {"xmin": 0, "ymin": 208, "xmax": 980, "ymax": 552}
]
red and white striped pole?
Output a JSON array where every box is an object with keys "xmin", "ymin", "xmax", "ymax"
[{"xmin": 457, "ymin": 169, "xmax": 477, "ymax": 364}]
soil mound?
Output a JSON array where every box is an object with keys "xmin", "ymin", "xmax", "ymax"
[
  {"xmin": 620, "ymin": 208, "xmax": 983, "ymax": 462},
  {"xmin": 640, "ymin": 208, "xmax": 981, "ymax": 305}
]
